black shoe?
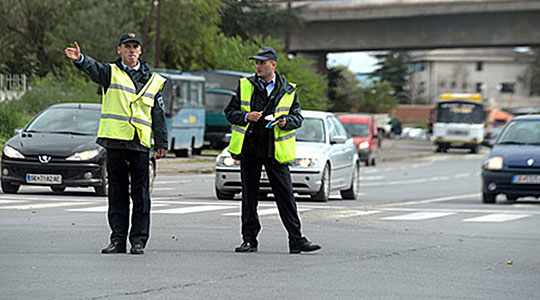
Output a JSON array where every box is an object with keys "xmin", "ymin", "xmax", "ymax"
[
  {"xmin": 289, "ymin": 238, "xmax": 321, "ymax": 254},
  {"xmin": 235, "ymin": 241, "xmax": 258, "ymax": 253},
  {"xmin": 101, "ymin": 242, "xmax": 126, "ymax": 254},
  {"xmin": 130, "ymin": 243, "xmax": 144, "ymax": 255}
]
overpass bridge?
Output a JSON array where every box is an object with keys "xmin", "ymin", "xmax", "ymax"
[{"xmin": 274, "ymin": 0, "xmax": 540, "ymax": 68}]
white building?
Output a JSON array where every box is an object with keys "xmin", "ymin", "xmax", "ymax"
[{"xmin": 407, "ymin": 48, "xmax": 539, "ymax": 111}]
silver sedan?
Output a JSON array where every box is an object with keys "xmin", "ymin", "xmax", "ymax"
[{"xmin": 215, "ymin": 110, "xmax": 360, "ymax": 202}]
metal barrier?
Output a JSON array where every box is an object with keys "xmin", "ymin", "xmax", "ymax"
[{"xmin": 0, "ymin": 74, "xmax": 27, "ymax": 102}]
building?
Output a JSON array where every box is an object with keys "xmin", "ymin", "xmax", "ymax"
[{"xmin": 407, "ymin": 48, "xmax": 539, "ymax": 111}]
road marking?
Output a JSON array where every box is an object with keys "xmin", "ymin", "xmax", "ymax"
[
  {"xmin": 332, "ymin": 210, "xmax": 381, "ymax": 218},
  {"xmin": 153, "ymin": 205, "xmax": 233, "ymax": 214},
  {"xmin": 380, "ymin": 193, "xmax": 480, "ymax": 207},
  {"xmin": 0, "ymin": 200, "xmax": 25, "ymax": 204},
  {"xmin": 382, "ymin": 212, "xmax": 456, "ymax": 221},
  {"xmin": 360, "ymin": 176, "xmax": 384, "ymax": 181},
  {"xmin": 0, "ymin": 201, "xmax": 94, "ymax": 210},
  {"xmin": 463, "ymin": 214, "xmax": 531, "ymax": 222},
  {"xmin": 222, "ymin": 207, "xmax": 311, "ymax": 217},
  {"xmin": 68, "ymin": 203, "xmax": 170, "ymax": 212}
]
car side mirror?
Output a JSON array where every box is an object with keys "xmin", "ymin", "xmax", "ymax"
[
  {"xmin": 14, "ymin": 128, "xmax": 23, "ymax": 135},
  {"xmin": 224, "ymin": 133, "xmax": 232, "ymax": 143},
  {"xmin": 331, "ymin": 135, "xmax": 347, "ymax": 144}
]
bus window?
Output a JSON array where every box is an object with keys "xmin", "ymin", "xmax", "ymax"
[{"xmin": 189, "ymin": 81, "xmax": 203, "ymax": 106}]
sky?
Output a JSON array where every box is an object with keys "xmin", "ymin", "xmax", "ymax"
[{"xmin": 326, "ymin": 51, "xmax": 380, "ymax": 74}]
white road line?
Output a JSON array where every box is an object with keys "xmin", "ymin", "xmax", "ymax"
[
  {"xmin": 223, "ymin": 207, "xmax": 311, "ymax": 217},
  {"xmin": 381, "ymin": 212, "xmax": 456, "ymax": 221},
  {"xmin": 463, "ymin": 214, "xmax": 531, "ymax": 222},
  {"xmin": 0, "ymin": 200, "xmax": 25, "ymax": 205},
  {"xmin": 68, "ymin": 203, "xmax": 170, "ymax": 212},
  {"xmin": 380, "ymin": 193, "xmax": 480, "ymax": 207},
  {"xmin": 360, "ymin": 176, "xmax": 384, "ymax": 181},
  {"xmin": 381, "ymin": 207, "xmax": 540, "ymax": 215},
  {"xmin": 0, "ymin": 201, "xmax": 94, "ymax": 210},
  {"xmin": 153, "ymin": 205, "xmax": 233, "ymax": 214},
  {"xmin": 332, "ymin": 210, "xmax": 381, "ymax": 218}
]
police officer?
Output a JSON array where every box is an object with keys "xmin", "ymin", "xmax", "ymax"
[
  {"xmin": 225, "ymin": 47, "xmax": 321, "ymax": 254},
  {"xmin": 64, "ymin": 32, "xmax": 168, "ymax": 255}
]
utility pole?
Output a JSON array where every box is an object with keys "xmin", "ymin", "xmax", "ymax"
[
  {"xmin": 143, "ymin": 0, "xmax": 155, "ymax": 48},
  {"xmin": 155, "ymin": 0, "xmax": 162, "ymax": 68},
  {"xmin": 285, "ymin": 0, "xmax": 292, "ymax": 54}
]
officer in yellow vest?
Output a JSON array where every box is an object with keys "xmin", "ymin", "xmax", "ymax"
[
  {"xmin": 64, "ymin": 32, "xmax": 167, "ymax": 255},
  {"xmin": 225, "ymin": 47, "xmax": 321, "ymax": 254}
]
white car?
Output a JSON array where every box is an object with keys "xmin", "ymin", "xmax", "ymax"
[{"xmin": 215, "ymin": 110, "xmax": 360, "ymax": 202}]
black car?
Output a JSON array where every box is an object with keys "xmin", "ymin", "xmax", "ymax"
[{"xmin": 1, "ymin": 103, "xmax": 156, "ymax": 195}]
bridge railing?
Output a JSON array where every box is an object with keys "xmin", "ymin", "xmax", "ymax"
[{"xmin": 0, "ymin": 74, "xmax": 27, "ymax": 102}]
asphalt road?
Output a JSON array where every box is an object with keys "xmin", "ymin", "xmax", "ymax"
[{"xmin": 1, "ymin": 140, "xmax": 539, "ymax": 299}]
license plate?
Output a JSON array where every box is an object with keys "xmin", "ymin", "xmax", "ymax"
[
  {"xmin": 512, "ymin": 175, "xmax": 540, "ymax": 184},
  {"xmin": 26, "ymin": 174, "xmax": 62, "ymax": 185}
]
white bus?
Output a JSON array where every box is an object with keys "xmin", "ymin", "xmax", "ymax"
[{"xmin": 432, "ymin": 93, "xmax": 485, "ymax": 153}]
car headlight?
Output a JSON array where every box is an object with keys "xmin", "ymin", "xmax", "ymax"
[
  {"xmin": 3, "ymin": 145, "xmax": 24, "ymax": 159},
  {"xmin": 483, "ymin": 156, "xmax": 503, "ymax": 170},
  {"xmin": 291, "ymin": 158, "xmax": 318, "ymax": 168},
  {"xmin": 66, "ymin": 149, "xmax": 101, "ymax": 161},
  {"xmin": 358, "ymin": 141, "xmax": 370, "ymax": 150},
  {"xmin": 217, "ymin": 156, "xmax": 240, "ymax": 166}
]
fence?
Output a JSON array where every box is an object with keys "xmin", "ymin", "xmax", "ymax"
[{"xmin": 0, "ymin": 74, "xmax": 27, "ymax": 102}]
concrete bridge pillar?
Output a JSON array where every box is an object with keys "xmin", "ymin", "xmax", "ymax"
[{"xmin": 295, "ymin": 51, "xmax": 329, "ymax": 74}]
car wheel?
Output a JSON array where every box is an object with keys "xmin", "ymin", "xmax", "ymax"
[
  {"xmin": 482, "ymin": 192, "xmax": 496, "ymax": 204},
  {"xmin": 470, "ymin": 146, "xmax": 478, "ymax": 154},
  {"xmin": 259, "ymin": 192, "xmax": 269, "ymax": 200},
  {"xmin": 1, "ymin": 181, "xmax": 20, "ymax": 194},
  {"xmin": 311, "ymin": 164, "xmax": 330, "ymax": 202},
  {"xmin": 51, "ymin": 186, "xmax": 66, "ymax": 193},
  {"xmin": 371, "ymin": 157, "xmax": 377, "ymax": 166},
  {"xmin": 215, "ymin": 187, "xmax": 235, "ymax": 200},
  {"xmin": 174, "ymin": 149, "xmax": 191, "ymax": 157},
  {"xmin": 149, "ymin": 159, "xmax": 156, "ymax": 194},
  {"xmin": 364, "ymin": 159, "xmax": 370, "ymax": 167},
  {"xmin": 94, "ymin": 167, "xmax": 108, "ymax": 196},
  {"xmin": 340, "ymin": 163, "xmax": 359, "ymax": 200}
]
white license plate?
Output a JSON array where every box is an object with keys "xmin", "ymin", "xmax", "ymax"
[
  {"xmin": 512, "ymin": 175, "xmax": 540, "ymax": 184},
  {"xmin": 26, "ymin": 174, "xmax": 62, "ymax": 184}
]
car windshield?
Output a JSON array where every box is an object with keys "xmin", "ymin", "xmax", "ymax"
[
  {"xmin": 26, "ymin": 107, "xmax": 101, "ymax": 135},
  {"xmin": 497, "ymin": 120, "xmax": 540, "ymax": 145},
  {"xmin": 296, "ymin": 118, "xmax": 325, "ymax": 143},
  {"xmin": 342, "ymin": 123, "xmax": 369, "ymax": 137}
]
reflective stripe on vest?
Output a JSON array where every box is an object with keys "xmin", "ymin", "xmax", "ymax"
[
  {"xmin": 97, "ymin": 64, "xmax": 166, "ymax": 148},
  {"xmin": 228, "ymin": 78, "xmax": 297, "ymax": 163}
]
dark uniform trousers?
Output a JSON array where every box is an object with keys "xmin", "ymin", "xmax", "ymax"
[
  {"xmin": 240, "ymin": 157, "xmax": 302, "ymax": 245},
  {"xmin": 106, "ymin": 148, "xmax": 150, "ymax": 247}
]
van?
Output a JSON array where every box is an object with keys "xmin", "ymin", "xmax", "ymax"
[{"xmin": 338, "ymin": 114, "xmax": 379, "ymax": 166}]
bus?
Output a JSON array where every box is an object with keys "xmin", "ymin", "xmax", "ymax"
[
  {"xmin": 156, "ymin": 70, "xmax": 206, "ymax": 157},
  {"xmin": 192, "ymin": 70, "xmax": 251, "ymax": 149},
  {"xmin": 432, "ymin": 93, "xmax": 485, "ymax": 153}
]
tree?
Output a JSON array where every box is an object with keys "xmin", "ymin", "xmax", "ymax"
[
  {"xmin": 327, "ymin": 66, "xmax": 361, "ymax": 112},
  {"xmin": 370, "ymin": 51, "xmax": 411, "ymax": 103},
  {"xmin": 219, "ymin": 0, "xmax": 303, "ymax": 42}
]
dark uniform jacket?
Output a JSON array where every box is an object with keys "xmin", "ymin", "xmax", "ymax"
[
  {"xmin": 224, "ymin": 72, "xmax": 303, "ymax": 162},
  {"xmin": 74, "ymin": 55, "xmax": 168, "ymax": 152}
]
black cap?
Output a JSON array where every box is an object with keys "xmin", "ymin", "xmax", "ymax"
[
  {"xmin": 118, "ymin": 32, "xmax": 142, "ymax": 46},
  {"xmin": 249, "ymin": 47, "xmax": 278, "ymax": 61}
]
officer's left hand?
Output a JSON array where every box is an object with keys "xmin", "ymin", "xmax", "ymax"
[
  {"xmin": 156, "ymin": 148, "xmax": 166, "ymax": 159},
  {"xmin": 278, "ymin": 117, "xmax": 287, "ymax": 128}
]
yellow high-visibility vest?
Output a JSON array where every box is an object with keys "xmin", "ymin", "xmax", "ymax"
[
  {"xmin": 97, "ymin": 64, "xmax": 166, "ymax": 148},
  {"xmin": 228, "ymin": 77, "xmax": 297, "ymax": 163}
]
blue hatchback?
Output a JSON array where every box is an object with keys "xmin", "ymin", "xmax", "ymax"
[{"xmin": 481, "ymin": 115, "xmax": 540, "ymax": 203}]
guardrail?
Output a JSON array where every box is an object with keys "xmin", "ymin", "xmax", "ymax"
[{"xmin": 0, "ymin": 74, "xmax": 27, "ymax": 102}]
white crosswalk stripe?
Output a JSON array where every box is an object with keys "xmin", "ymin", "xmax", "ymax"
[
  {"xmin": 153, "ymin": 205, "xmax": 233, "ymax": 214},
  {"xmin": 463, "ymin": 213, "xmax": 531, "ymax": 222},
  {"xmin": 0, "ymin": 201, "xmax": 94, "ymax": 210},
  {"xmin": 331, "ymin": 210, "xmax": 381, "ymax": 218},
  {"xmin": 381, "ymin": 212, "xmax": 456, "ymax": 221},
  {"xmin": 222, "ymin": 207, "xmax": 311, "ymax": 217}
]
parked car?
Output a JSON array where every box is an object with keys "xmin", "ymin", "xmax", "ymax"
[
  {"xmin": 1, "ymin": 103, "xmax": 157, "ymax": 195},
  {"xmin": 338, "ymin": 114, "xmax": 379, "ymax": 166},
  {"xmin": 215, "ymin": 110, "xmax": 360, "ymax": 202},
  {"xmin": 481, "ymin": 115, "xmax": 540, "ymax": 203}
]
